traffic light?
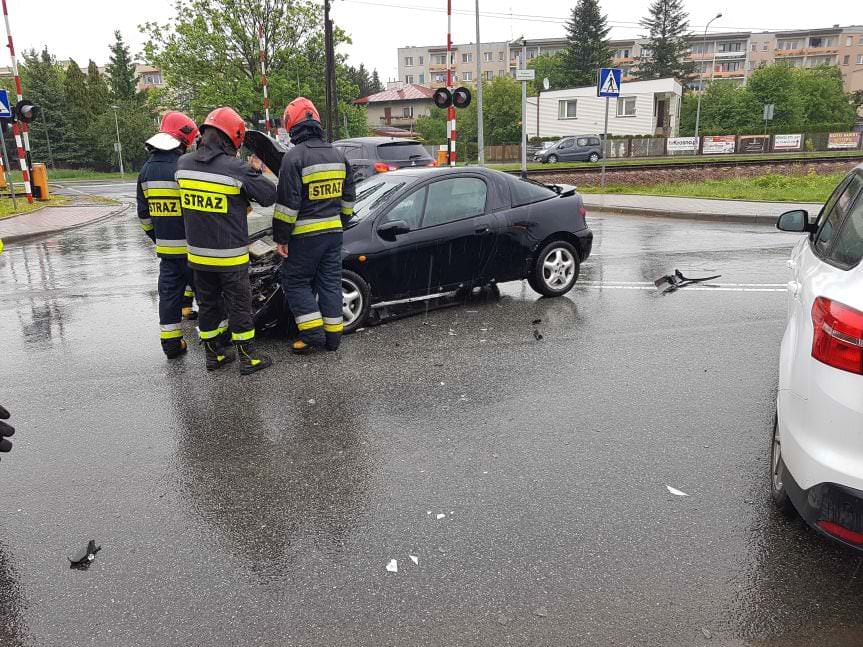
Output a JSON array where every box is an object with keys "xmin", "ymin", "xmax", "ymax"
[
  {"xmin": 433, "ymin": 87, "xmax": 472, "ymax": 110},
  {"xmin": 452, "ymin": 87, "xmax": 472, "ymax": 109},
  {"xmin": 14, "ymin": 99, "xmax": 38, "ymax": 123},
  {"xmin": 433, "ymin": 87, "xmax": 452, "ymax": 109}
]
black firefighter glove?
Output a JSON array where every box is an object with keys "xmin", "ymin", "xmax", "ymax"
[{"xmin": 0, "ymin": 405, "xmax": 14, "ymax": 458}]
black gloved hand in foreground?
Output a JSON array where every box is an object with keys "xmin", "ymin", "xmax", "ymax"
[{"xmin": 0, "ymin": 405, "xmax": 14, "ymax": 457}]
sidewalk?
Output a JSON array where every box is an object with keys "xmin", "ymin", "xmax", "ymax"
[
  {"xmin": 581, "ymin": 194, "xmax": 823, "ymax": 224},
  {"xmin": 0, "ymin": 201, "xmax": 129, "ymax": 242}
]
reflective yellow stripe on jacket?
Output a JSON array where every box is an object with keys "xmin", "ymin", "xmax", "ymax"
[
  {"xmin": 292, "ymin": 216, "xmax": 343, "ymax": 236},
  {"xmin": 187, "ymin": 245, "xmax": 249, "ymax": 268}
]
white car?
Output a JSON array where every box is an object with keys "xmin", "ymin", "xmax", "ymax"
[{"xmin": 773, "ymin": 165, "xmax": 863, "ymax": 552}]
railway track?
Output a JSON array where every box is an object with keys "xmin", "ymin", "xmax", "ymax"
[{"xmin": 515, "ymin": 154, "xmax": 863, "ymax": 177}]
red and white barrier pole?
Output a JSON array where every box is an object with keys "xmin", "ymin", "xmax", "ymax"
[
  {"xmin": 446, "ymin": 0, "xmax": 456, "ymax": 167},
  {"xmin": 1, "ymin": 0, "xmax": 32, "ymax": 203},
  {"xmin": 259, "ymin": 25, "xmax": 271, "ymax": 134}
]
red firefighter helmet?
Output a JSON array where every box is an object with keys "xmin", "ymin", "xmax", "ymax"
[
  {"xmin": 201, "ymin": 106, "xmax": 246, "ymax": 149},
  {"xmin": 283, "ymin": 97, "xmax": 321, "ymax": 133},
  {"xmin": 145, "ymin": 111, "xmax": 199, "ymax": 150}
]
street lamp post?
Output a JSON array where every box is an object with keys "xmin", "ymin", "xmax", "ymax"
[
  {"xmin": 39, "ymin": 108, "xmax": 54, "ymax": 170},
  {"xmin": 694, "ymin": 12, "xmax": 722, "ymax": 145},
  {"xmin": 110, "ymin": 105, "xmax": 124, "ymax": 177}
]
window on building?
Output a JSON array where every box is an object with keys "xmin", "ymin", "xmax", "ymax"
[
  {"xmin": 143, "ymin": 72, "xmax": 162, "ymax": 85},
  {"xmin": 486, "ymin": 70, "xmax": 494, "ymax": 81},
  {"xmin": 844, "ymin": 54, "xmax": 851, "ymax": 65},
  {"xmin": 558, "ymin": 99, "xmax": 577, "ymax": 119},
  {"xmin": 616, "ymin": 96, "xmax": 636, "ymax": 117},
  {"xmin": 406, "ymin": 75, "xmax": 414, "ymax": 83},
  {"xmin": 484, "ymin": 51, "xmax": 493, "ymax": 62},
  {"xmin": 847, "ymin": 36, "xmax": 854, "ymax": 47},
  {"xmin": 462, "ymin": 53, "xmax": 473, "ymax": 63},
  {"xmin": 751, "ymin": 43, "xmax": 757, "ymax": 51},
  {"xmin": 859, "ymin": 37, "xmax": 863, "ymax": 45},
  {"xmin": 418, "ymin": 56, "xmax": 424, "ymax": 65},
  {"xmin": 809, "ymin": 36, "xmax": 835, "ymax": 48},
  {"xmin": 433, "ymin": 73, "xmax": 446, "ymax": 82},
  {"xmin": 762, "ymin": 43, "xmax": 768, "ymax": 51},
  {"xmin": 717, "ymin": 41, "xmax": 743, "ymax": 53},
  {"xmin": 498, "ymin": 51, "xmax": 505, "ymax": 61},
  {"xmin": 614, "ymin": 48, "xmax": 631, "ymax": 58},
  {"xmin": 527, "ymin": 48, "xmax": 537, "ymax": 60},
  {"xmin": 462, "ymin": 71, "xmax": 472, "ymax": 81},
  {"xmin": 405, "ymin": 56, "xmax": 414, "ymax": 67},
  {"xmin": 419, "ymin": 73, "xmax": 425, "ymax": 83},
  {"xmin": 402, "ymin": 106, "xmax": 414, "ymax": 118},
  {"xmin": 777, "ymin": 39, "xmax": 799, "ymax": 50},
  {"xmin": 690, "ymin": 43, "xmax": 712, "ymax": 55},
  {"xmin": 498, "ymin": 70, "xmax": 505, "ymax": 77},
  {"xmin": 432, "ymin": 54, "xmax": 447, "ymax": 65},
  {"xmin": 858, "ymin": 54, "xmax": 863, "ymax": 65}
]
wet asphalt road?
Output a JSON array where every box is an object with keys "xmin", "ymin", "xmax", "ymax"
[{"xmin": 2, "ymin": 182, "xmax": 862, "ymax": 647}]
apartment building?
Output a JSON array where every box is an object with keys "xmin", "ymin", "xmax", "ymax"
[
  {"xmin": 0, "ymin": 62, "xmax": 164, "ymax": 93},
  {"xmin": 397, "ymin": 24, "xmax": 863, "ymax": 93}
]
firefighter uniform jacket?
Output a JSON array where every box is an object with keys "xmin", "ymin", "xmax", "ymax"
[
  {"xmin": 273, "ymin": 129, "xmax": 357, "ymax": 244},
  {"xmin": 176, "ymin": 142, "xmax": 277, "ymax": 272},
  {"xmin": 136, "ymin": 149, "xmax": 186, "ymax": 258}
]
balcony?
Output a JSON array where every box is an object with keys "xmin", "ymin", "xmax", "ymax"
[{"xmin": 708, "ymin": 70, "xmax": 746, "ymax": 78}]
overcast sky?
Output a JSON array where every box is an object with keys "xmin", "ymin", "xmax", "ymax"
[{"xmin": 7, "ymin": 0, "xmax": 856, "ymax": 82}]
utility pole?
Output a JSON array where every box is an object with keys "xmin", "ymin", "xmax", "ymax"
[
  {"xmin": 110, "ymin": 105, "xmax": 124, "ymax": 177},
  {"xmin": 694, "ymin": 12, "xmax": 722, "ymax": 145},
  {"xmin": 324, "ymin": 0, "xmax": 336, "ymax": 141},
  {"xmin": 520, "ymin": 38, "xmax": 527, "ymax": 178},
  {"xmin": 475, "ymin": 0, "xmax": 484, "ymax": 165}
]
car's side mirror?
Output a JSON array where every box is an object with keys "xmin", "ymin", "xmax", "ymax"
[
  {"xmin": 777, "ymin": 209, "xmax": 813, "ymax": 233},
  {"xmin": 378, "ymin": 219, "xmax": 411, "ymax": 240}
]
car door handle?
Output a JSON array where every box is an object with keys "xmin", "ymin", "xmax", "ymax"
[{"xmin": 475, "ymin": 226, "xmax": 491, "ymax": 235}]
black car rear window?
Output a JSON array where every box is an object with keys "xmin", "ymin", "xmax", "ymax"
[
  {"xmin": 504, "ymin": 174, "xmax": 558, "ymax": 207},
  {"xmin": 376, "ymin": 142, "xmax": 431, "ymax": 162}
]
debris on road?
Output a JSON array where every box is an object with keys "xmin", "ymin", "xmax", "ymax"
[
  {"xmin": 666, "ymin": 485, "xmax": 689, "ymax": 497},
  {"xmin": 654, "ymin": 270, "xmax": 722, "ymax": 294},
  {"xmin": 701, "ymin": 627, "xmax": 713, "ymax": 639},
  {"xmin": 533, "ymin": 329, "xmax": 544, "ymax": 341},
  {"xmin": 385, "ymin": 559, "xmax": 398, "ymax": 573},
  {"xmin": 436, "ymin": 513, "xmax": 446, "ymax": 520},
  {"xmin": 68, "ymin": 539, "xmax": 101, "ymax": 569},
  {"xmin": 534, "ymin": 606, "xmax": 548, "ymax": 618},
  {"xmin": 532, "ymin": 319, "xmax": 542, "ymax": 325},
  {"xmin": 410, "ymin": 555, "xmax": 419, "ymax": 565}
]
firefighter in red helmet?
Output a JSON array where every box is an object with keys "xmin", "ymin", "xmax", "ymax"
[
  {"xmin": 176, "ymin": 106, "xmax": 278, "ymax": 375},
  {"xmin": 274, "ymin": 97, "xmax": 356, "ymax": 354},
  {"xmin": 136, "ymin": 111, "xmax": 199, "ymax": 359}
]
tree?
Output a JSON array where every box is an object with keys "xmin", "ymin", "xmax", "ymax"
[
  {"xmin": 86, "ymin": 60, "xmax": 111, "ymax": 117},
  {"xmin": 679, "ymin": 82, "xmax": 760, "ymax": 134},
  {"xmin": 63, "ymin": 59, "xmax": 91, "ymax": 165},
  {"xmin": 528, "ymin": 53, "xmax": 570, "ymax": 94},
  {"xmin": 637, "ymin": 0, "xmax": 695, "ymax": 81},
  {"xmin": 20, "ymin": 48, "xmax": 75, "ymax": 165},
  {"xmin": 745, "ymin": 63, "xmax": 805, "ymax": 131},
  {"xmin": 345, "ymin": 63, "xmax": 383, "ymax": 99},
  {"xmin": 142, "ymin": 0, "xmax": 355, "ymax": 132},
  {"xmin": 105, "ymin": 30, "xmax": 138, "ymax": 101},
  {"xmin": 370, "ymin": 69, "xmax": 382, "ymax": 94},
  {"xmin": 86, "ymin": 105, "xmax": 156, "ymax": 171},
  {"xmin": 563, "ymin": 0, "xmax": 611, "ymax": 88},
  {"xmin": 795, "ymin": 66, "xmax": 857, "ymax": 128}
]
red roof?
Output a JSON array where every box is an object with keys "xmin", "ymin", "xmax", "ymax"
[{"xmin": 355, "ymin": 84, "xmax": 435, "ymax": 105}]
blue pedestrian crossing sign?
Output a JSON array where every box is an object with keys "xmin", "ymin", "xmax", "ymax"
[
  {"xmin": 0, "ymin": 89, "xmax": 11, "ymax": 119},
  {"xmin": 597, "ymin": 68, "xmax": 622, "ymax": 98}
]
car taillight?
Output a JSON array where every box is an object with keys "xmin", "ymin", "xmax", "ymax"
[
  {"xmin": 578, "ymin": 206, "xmax": 587, "ymax": 218},
  {"xmin": 811, "ymin": 296, "xmax": 863, "ymax": 375},
  {"xmin": 427, "ymin": 160, "xmax": 439, "ymax": 167},
  {"xmin": 374, "ymin": 162, "xmax": 397, "ymax": 173},
  {"xmin": 817, "ymin": 520, "xmax": 863, "ymax": 545}
]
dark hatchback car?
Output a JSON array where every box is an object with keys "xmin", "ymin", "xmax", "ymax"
[
  {"xmin": 333, "ymin": 137, "xmax": 436, "ymax": 182},
  {"xmin": 249, "ymin": 167, "xmax": 592, "ymax": 334}
]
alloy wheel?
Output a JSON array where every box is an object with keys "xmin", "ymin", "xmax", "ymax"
[
  {"xmin": 342, "ymin": 277, "xmax": 363, "ymax": 326},
  {"xmin": 542, "ymin": 247, "xmax": 576, "ymax": 290}
]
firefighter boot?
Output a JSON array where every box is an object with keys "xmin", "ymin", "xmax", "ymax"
[
  {"xmin": 204, "ymin": 340, "xmax": 236, "ymax": 371},
  {"xmin": 163, "ymin": 338, "xmax": 188, "ymax": 360},
  {"xmin": 182, "ymin": 306, "xmax": 198, "ymax": 321},
  {"xmin": 238, "ymin": 342, "xmax": 273, "ymax": 375}
]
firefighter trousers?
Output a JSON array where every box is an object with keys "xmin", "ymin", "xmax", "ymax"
[
  {"xmin": 158, "ymin": 257, "xmax": 194, "ymax": 352},
  {"xmin": 280, "ymin": 232, "xmax": 343, "ymax": 349},
  {"xmin": 193, "ymin": 268, "xmax": 256, "ymax": 345}
]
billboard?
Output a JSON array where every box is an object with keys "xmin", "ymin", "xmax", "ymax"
[
  {"xmin": 738, "ymin": 135, "xmax": 770, "ymax": 154},
  {"xmin": 773, "ymin": 134, "xmax": 802, "ymax": 151},
  {"xmin": 702, "ymin": 135, "xmax": 736, "ymax": 154},
  {"xmin": 828, "ymin": 132, "xmax": 861, "ymax": 150},
  {"xmin": 667, "ymin": 137, "xmax": 698, "ymax": 153}
]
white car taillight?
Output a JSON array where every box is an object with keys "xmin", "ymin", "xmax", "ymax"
[{"xmin": 811, "ymin": 296, "xmax": 863, "ymax": 375}]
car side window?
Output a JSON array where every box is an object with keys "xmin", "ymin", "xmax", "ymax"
[
  {"xmin": 588, "ymin": 137, "xmax": 601, "ymax": 147},
  {"xmin": 422, "ymin": 178, "xmax": 488, "ymax": 228},
  {"xmin": 576, "ymin": 137, "xmax": 589, "ymax": 147},
  {"xmin": 814, "ymin": 174, "xmax": 863, "ymax": 257},
  {"xmin": 380, "ymin": 187, "xmax": 427, "ymax": 230},
  {"xmin": 340, "ymin": 145, "xmax": 364, "ymax": 161},
  {"xmin": 558, "ymin": 139, "xmax": 573, "ymax": 150},
  {"xmin": 827, "ymin": 187, "xmax": 863, "ymax": 268}
]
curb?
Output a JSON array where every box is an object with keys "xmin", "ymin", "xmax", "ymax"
[
  {"xmin": 0, "ymin": 202, "xmax": 50, "ymax": 221},
  {"xmin": 583, "ymin": 203, "xmax": 781, "ymax": 225},
  {"xmin": 1, "ymin": 203, "xmax": 131, "ymax": 243}
]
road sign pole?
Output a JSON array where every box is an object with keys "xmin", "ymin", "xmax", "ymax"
[
  {"xmin": 601, "ymin": 96, "xmax": 609, "ymax": 190},
  {"xmin": 0, "ymin": 128, "xmax": 17, "ymax": 210}
]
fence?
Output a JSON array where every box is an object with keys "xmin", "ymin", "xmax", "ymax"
[{"xmin": 425, "ymin": 131, "xmax": 863, "ymax": 164}]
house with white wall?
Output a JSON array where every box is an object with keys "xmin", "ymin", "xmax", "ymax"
[{"xmin": 526, "ymin": 77, "xmax": 683, "ymax": 138}]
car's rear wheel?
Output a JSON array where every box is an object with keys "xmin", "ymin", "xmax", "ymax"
[
  {"xmin": 342, "ymin": 270, "xmax": 371, "ymax": 334},
  {"xmin": 770, "ymin": 415, "xmax": 797, "ymax": 517},
  {"xmin": 547, "ymin": 154, "xmax": 558, "ymax": 164},
  {"xmin": 588, "ymin": 152, "xmax": 600, "ymax": 163},
  {"xmin": 529, "ymin": 240, "xmax": 580, "ymax": 297}
]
